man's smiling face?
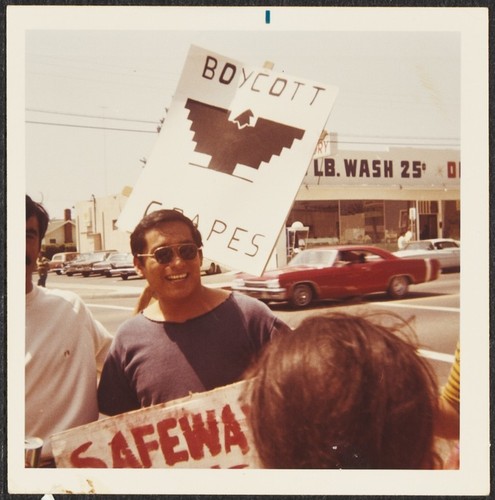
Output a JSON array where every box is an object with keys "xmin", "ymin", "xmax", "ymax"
[{"xmin": 134, "ymin": 220, "xmax": 203, "ymax": 304}]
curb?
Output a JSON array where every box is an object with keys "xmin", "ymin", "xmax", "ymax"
[
  {"xmin": 76, "ymin": 292, "xmax": 143, "ymax": 300},
  {"xmin": 72, "ymin": 282, "xmax": 233, "ymax": 300},
  {"xmin": 49, "ymin": 274, "xmax": 234, "ymax": 301}
]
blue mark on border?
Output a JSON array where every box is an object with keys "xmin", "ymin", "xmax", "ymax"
[{"xmin": 265, "ymin": 10, "xmax": 270, "ymax": 24}]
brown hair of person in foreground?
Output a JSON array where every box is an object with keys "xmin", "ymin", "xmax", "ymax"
[{"xmin": 243, "ymin": 312, "xmax": 441, "ymax": 469}]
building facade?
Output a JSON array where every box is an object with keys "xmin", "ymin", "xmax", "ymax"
[
  {"xmin": 278, "ymin": 137, "xmax": 460, "ymax": 264},
  {"xmin": 44, "ymin": 217, "xmax": 76, "ymax": 247},
  {"xmin": 72, "ymin": 139, "xmax": 460, "ymax": 266},
  {"xmin": 74, "ymin": 189, "xmax": 133, "ymax": 253},
  {"xmin": 41, "ymin": 209, "xmax": 77, "ymax": 259}
]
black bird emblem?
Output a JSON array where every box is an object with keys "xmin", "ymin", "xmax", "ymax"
[{"xmin": 185, "ymin": 98, "xmax": 305, "ymax": 177}]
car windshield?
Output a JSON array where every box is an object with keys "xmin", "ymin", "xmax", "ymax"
[
  {"xmin": 110, "ymin": 254, "xmax": 130, "ymax": 262},
  {"xmin": 404, "ymin": 241, "xmax": 433, "ymax": 251},
  {"xmin": 434, "ymin": 241, "xmax": 459, "ymax": 249},
  {"xmin": 288, "ymin": 249, "xmax": 339, "ymax": 267},
  {"xmin": 75, "ymin": 253, "xmax": 92, "ymax": 261},
  {"xmin": 79, "ymin": 252, "xmax": 107, "ymax": 262}
]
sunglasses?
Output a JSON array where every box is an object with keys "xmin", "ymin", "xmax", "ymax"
[{"xmin": 137, "ymin": 244, "xmax": 199, "ymax": 265}]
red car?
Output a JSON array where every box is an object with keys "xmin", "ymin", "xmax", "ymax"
[{"xmin": 231, "ymin": 245, "xmax": 440, "ymax": 308}]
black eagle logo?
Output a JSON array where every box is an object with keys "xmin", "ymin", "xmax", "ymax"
[{"xmin": 184, "ymin": 98, "xmax": 305, "ymax": 177}]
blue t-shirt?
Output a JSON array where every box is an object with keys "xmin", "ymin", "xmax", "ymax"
[{"xmin": 98, "ymin": 292, "xmax": 288, "ymax": 415}]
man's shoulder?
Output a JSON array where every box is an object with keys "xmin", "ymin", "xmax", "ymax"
[
  {"xmin": 30, "ymin": 287, "xmax": 93, "ymax": 317},
  {"xmin": 114, "ymin": 313, "xmax": 151, "ymax": 338},
  {"xmin": 111, "ymin": 314, "xmax": 163, "ymax": 352},
  {"xmin": 230, "ymin": 291, "xmax": 274, "ymax": 316},
  {"xmin": 229, "ymin": 292, "xmax": 289, "ymax": 337},
  {"xmin": 35, "ymin": 285, "xmax": 82, "ymax": 304}
]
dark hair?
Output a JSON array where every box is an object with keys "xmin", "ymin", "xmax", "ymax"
[
  {"xmin": 130, "ymin": 209, "xmax": 203, "ymax": 257},
  {"xmin": 243, "ymin": 312, "xmax": 439, "ymax": 469},
  {"xmin": 26, "ymin": 195, "xmax": 49, "ymax": 242}
]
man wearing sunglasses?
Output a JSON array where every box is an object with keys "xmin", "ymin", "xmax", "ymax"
[{"xmin": 97, "ymin": 209, "xmax": 290, "ymax": 416}]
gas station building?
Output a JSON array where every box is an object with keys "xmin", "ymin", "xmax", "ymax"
[{"xmin": 279, "ymin": 136, "xmax": 460, "ymax": 264}]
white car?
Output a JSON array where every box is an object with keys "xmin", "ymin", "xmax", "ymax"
[
  {"xmin": 394, "ymin": 238, "xmax": 460, "ymax": 270},
  {"xmin": 49, "ymin": 251, "xmax": 79, "ymax": 274},
  {"xmin": 117, "ymin": 255, "xmax": 222, "ymax": 280}
]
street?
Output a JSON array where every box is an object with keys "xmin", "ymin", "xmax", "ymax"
[{"xmin": 45, "ymin": 270, "xmax": 460, "ymax": 387}]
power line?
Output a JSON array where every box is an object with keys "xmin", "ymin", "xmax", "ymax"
[
  {"xmin": 26, "ymin": 107, "xmax": 158, "ymax": 124},
  {"xmin": 329, "ymin": 139, "xmax": 460, "ymax": 148},
  {"xmin": 25, "ymin": 120, "xmax": 459, "ymax": 147},
  {"xmin": 335, "ymin": 133, "xmax": 459, "ymax": 142},
  {"xmin": 26, "ymin": 120, "xmax": 157, "ymax": 134}
]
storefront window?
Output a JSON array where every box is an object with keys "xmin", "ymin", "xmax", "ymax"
[
  {"xmin": 340, "ymin": 200, "xmax": 365, "ymax": 243},
  {"xmin": 364, "ymin": 201, "xmax": 385, "ymax": 243},
  {"xmin": 418, "ymin": 201, "xmax": 440, "ymax": 240},
  {"xmin": 443, "ymin": 200, "xmax": 460, "ymax": 240},
  {"xmin": 383, "ymin": 200, "xmax": 415, "ymax": 247},
  {"xmin": 338, "ymin": 200, "xmax": 385, "ymax": 244},
  {"xmin": 288, "ymin": 201, "xmax": 339, "ymax": 244},
  {"xmin": 287, "ymin": 198, "xmax": 459, "ymax": 250}
]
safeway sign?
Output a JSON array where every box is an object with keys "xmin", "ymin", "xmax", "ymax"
[
  {"xmin": 118, "ymin": 45, "xmax": 338, "ymax": 275},
  {"xmin": 52, "ymin": 381, "xmax": 260, "ymax": 469}
]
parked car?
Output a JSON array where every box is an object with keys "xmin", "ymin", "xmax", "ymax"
[
  {"xmin": 49, "ymin": 252, "xmax": 79, "ymax": 274},
  {"xmin": 231, "ymin": 245, "xmax": 441, "ymax": 308},
  {"xmin": 118, "ymin": 265, "xmax": 140, "ymax": 280},
  {"xmin": 64, "ymin": 251, "xmax": 117, "ymax": 277},
  {"xmin": 106, "ymin": 254, "xmax": 141, "ymax": 280},
  {"xmin": 63, "ymin": 253, "xmax": 91, "ymax": 276},
  {"xmin": 394, "ymin": 238, "xmax": 460, "ymax": 270},
  {"xmin": 201, "ymin": 258, "xmax": 222, "ymax": 275},
  {"xmin": 115, "ymin": 255, "xmax": 220, "ymax": 280},
  {"xmin": 92, "ymin": 252, "xmax": 134, "ymax": 277}
]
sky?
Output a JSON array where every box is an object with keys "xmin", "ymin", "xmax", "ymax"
[{"xmin": 23, "ymin": 22, "xmax": 460, "ymax": 219}]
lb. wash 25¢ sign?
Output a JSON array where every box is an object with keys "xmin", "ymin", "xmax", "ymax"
[{"xmin": 117, "ymin": 45, "xmax": 338, "ymax": 275}]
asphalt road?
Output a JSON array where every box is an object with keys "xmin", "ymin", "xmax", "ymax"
[{"xmin": 45, "ymin": 269, "xmax": 460, "ymax": 387}]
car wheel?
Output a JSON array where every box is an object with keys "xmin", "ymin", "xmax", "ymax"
[
  {"xmin": 121, "ymin": 274, "xmax": 129, "ymax": 280},
  {"xmin": 290, "ymin": 284, "xmax": 313, "ymax": 308},
  {"xmin": 66, "ymin": 272, "xmax": 73, "ymax": 277},
  {"xmin": 55, "ymin": 270, "xmax": 61, "ymax": 275},
  {"xmin": 82, "ymin": 272, "xmax": 89, "ymax": 278},
  {"xmin": 388, "ymin": 276, "xmax": 409, "ymax": 299}
]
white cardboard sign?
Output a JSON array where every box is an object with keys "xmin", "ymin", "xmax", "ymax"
[
  {"xmin": 51, "ymin": 381, "xmax": 260, "ymax": 469},
  {"xmin": 117, "ymin": 45, "xmax": 338, "ymax": 275}
]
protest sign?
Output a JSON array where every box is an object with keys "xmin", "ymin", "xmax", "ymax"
[
  {"xmin": 117, "ymin": 45, "xmax": 338, "ymax": 275},
  {"xmin": 51, "ymin": 380, "xmax": 260, "ymax": 469}
]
